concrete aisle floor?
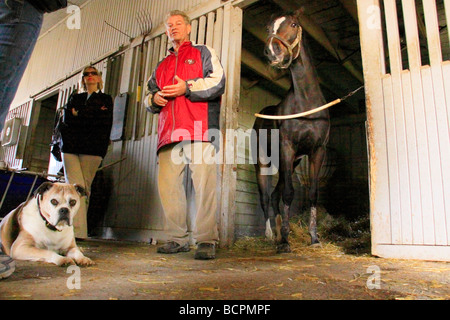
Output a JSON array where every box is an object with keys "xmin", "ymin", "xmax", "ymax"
[{"xmin": 0, "ymin": 239, "xmax": 449, "ymax": 300}]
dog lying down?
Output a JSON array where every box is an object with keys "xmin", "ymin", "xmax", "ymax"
[{"xmin": 0, "ymin": 182, "xmax": 93, "ymax": 267}]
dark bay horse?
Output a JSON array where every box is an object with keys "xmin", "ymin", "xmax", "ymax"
[{"xmin": 253, "ymin": 10, "xmax": 330, "ymax": 253}]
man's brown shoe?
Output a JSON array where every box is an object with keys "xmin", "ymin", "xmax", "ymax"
[
  {"xmin": 194, "ymin": 243, "xmax": 215, "ymax": 260},
  {"xmin": 157, "ymin": 241, "xmax": 190, "ymax": 254}
]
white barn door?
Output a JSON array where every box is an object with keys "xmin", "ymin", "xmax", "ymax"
[{"xmin": 358, "ymin": 0, "xmax": 450, "ymax": 261}]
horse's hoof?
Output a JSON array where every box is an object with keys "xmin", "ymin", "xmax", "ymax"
[
  {"xmin": 276, "ymin": 243, "xmax": 291, "ymax": 254},
  {"xmin": 265, "ymin": 228, "xmax": 274, "ymax": 241},
  {"xmin": 310, "ymin": 241, "xmax": 322, "ymax": 248}
]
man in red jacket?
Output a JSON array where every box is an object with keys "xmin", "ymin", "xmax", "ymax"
[{"xmin": 146, "ymin": 10, "xmax": 226, "ymax": 260}]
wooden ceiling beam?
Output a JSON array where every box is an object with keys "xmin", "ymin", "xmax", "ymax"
[
  {"xmin": 338, "ymin": 0, "xmax": 359, "ymax": 23},
  {"xmin": 241, "ymin": 48, "xmax": 291, "ymax": 91}
]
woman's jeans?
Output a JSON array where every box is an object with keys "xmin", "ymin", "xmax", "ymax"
[{"xmin": 0, "ymin": 0, "xmax": 43, "ymax": 131}]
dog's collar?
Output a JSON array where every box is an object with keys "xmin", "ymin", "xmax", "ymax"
[{"xmin": 37, "ymin": 196, "xmax": 62, "ymax": 232}]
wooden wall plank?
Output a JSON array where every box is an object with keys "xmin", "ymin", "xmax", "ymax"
[
  {"xmin": 400, "ymin": 71, "xmax": 423, "ymax": 244},
  {"xmin": 190, "ymin": 19, "xmax": 199, "ymax": 43},
  {"xmin": 445, "ymin": 0, "xmax": 450, "ymax": 46},
  {"xmin": 219, "ymin": 4, "xmax": 242, "ymax": 247},
  {"xmin": 382, "ymin": 76, "xmax": 402, "ymax": 244},
  {"xmin": 442, "ymin": 62, "xmax": 450, "ymax": 245},
  {"xmin": 384, "ymin": 0, "xmax": 403, "ymax": 73},
  {"xmin": 420, "ymin": 66, "xmax": 442, "ymax": 245},
  {"xmin": 430, "ymin": 65, "xmax": 450, "ymax": 246},
  {"xmin": 402, "ymin": 0, "xmax": 422, "ymax": 71},
  {"xmin": 423, "ymin": 0, "xmax": 443, "ymax": 66},
  {"xmin": 206, "ymin": 12, "xmax": 215, "ymax": 47},
  {"xmin": 213, "ymin": 8, "xmax": 224, "ymax": 58},
  {"xmin": 197, "ymin": 15, "xmax": 207, "ymax": 45},
  {"xmin": 357, "ymin": 0, "xmax": 391, "ymax": 247}
]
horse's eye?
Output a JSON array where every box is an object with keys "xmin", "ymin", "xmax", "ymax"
[
  {"xmin": 51, "ymin": 199, "xmax": 59, "ymax": 206},
  {"xmin": 291, "ymin": 23, "xmax": 298, "ymax": 28}
]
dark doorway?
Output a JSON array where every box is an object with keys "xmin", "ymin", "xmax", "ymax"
[
  {"xmin": 28, "ymin": 94, "xmax": 58, "ymax": 173},
  {"xmin": 236, "ymin": 0, "xmax": 369, "ymax": 240}
]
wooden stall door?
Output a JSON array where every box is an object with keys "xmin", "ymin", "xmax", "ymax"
[{"xmin": 358, "ymin": 0, "xmax": 450, "ymax": 261}]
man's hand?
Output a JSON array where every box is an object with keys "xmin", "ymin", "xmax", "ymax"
[
  {"xmin": 152, "ymin": 91, "xmax": 168, "ymax": 107},
  {"xmin": 161, "ymin": 75, "xmax": 187, "ymax": 98}
]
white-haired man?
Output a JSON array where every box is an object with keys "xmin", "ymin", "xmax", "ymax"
[{"xmin": 146, "ymin": 10, "xmax": 226, "ymax": 260}]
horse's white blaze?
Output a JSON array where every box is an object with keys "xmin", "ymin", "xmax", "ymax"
[
  {"xmin": 273, "ymin": 16, "xmax": 286, "ymax": 34},
  {"xmin": 269, "ymin": 17, "xmax": 286, "ymax": 55}
]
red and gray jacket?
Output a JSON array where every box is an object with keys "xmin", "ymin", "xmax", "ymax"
[{"xmin": 146, "ymin": 41, "xmax": 226, "ymax": 151}]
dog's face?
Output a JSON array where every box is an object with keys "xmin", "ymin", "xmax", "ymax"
[{"xmin": 34, "ymin": 182, "xmax": 86, "ymax": 231}]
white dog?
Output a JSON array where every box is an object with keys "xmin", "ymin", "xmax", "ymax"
[{"xmin": 0, "ymin": 182, "xmax": 93, "ymax": 266}]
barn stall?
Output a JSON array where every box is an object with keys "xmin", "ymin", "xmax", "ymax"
[{"xmin": 1, "ymin": 0, "xmax": 448, "ymax": 261}]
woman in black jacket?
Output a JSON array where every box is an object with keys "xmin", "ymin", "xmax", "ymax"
[{"xmin": 60, "ymin": 66, "xmax": 113, "ymax": 239}]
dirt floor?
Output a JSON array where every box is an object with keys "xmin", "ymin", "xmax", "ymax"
[{"xmin": 0, "ymin": 237, "xmax": 448, "ymax": 302}]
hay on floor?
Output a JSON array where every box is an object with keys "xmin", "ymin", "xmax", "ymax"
[{"xmin": 232, "ymin": 207, "xmax": 370, "ymax": 256}]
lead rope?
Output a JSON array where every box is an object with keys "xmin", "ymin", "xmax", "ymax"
[{"xmin": 255, "ymin": 85, "xmax": 364, "ymax": 120}]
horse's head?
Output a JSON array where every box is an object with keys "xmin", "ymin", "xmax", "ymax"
[{"xmin": 264, "ymin": 11, "xmax": 303, "ymax": 69}]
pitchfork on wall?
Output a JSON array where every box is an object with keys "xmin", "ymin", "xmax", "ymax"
[{"xmin": 136, "ymin": 10, "xmax": 153, "ymax": 134}]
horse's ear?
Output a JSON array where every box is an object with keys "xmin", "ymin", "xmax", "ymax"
[
  {"xmin": 294, "ymin": 7, "xmax": 306, "ymax": 18},
  {"xmin": 269, "ymin": 13, "xmax": 278, "ymax": 24}
]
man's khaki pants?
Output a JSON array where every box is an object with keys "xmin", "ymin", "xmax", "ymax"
[
  {"xmin": 158, "ymin": 141, "xmax": 219, "ymax": 245},
  {"xmin": 62, "ymin": 153, "xmax": 102, "ymax": 239}
]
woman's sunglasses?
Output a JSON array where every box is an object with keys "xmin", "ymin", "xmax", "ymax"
[{"xmin": 83, "ymin": 71, "xmax": 98, "ymax": 77}]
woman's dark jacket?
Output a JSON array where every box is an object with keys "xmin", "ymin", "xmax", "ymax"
[{"xmin": 60, "ymin": 91, "xmax": 113, "ymax": 158}]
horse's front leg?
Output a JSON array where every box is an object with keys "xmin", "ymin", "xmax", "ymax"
[
  {"xmin": 256, "ymin": 165, "xmax": 274, "ymax": 240},
  {"xmin": 277, "ymin": 144, "xmax": 295, "ymax": 253},
  {"xmin": 308, "ymin": 147, "xmax": 326, "ymax": 246},
  {"xmin": 278, "ymin": 177, "xmax": 294, "ymax": 253},
  {"xmin": 270, "ymin": 176, "xmax": 283, "ymax": 242}
]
